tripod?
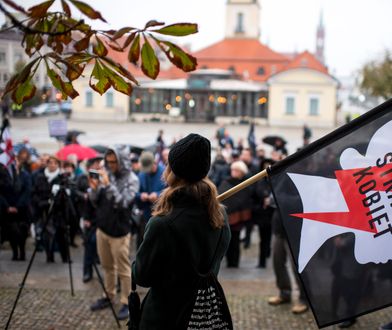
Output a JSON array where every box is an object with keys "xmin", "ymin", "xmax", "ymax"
[{"xmin": 5, "ymin": 180, "xmax": 121, "ymax": 329}]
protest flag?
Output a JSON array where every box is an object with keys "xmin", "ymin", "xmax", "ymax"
[
  {"xmin": 267, "ymin": 98, "xmax": 392, "ymax": 327},
  {"xmin": 0, "ymin": 118, "xmax": 14, "ymax": 167}
]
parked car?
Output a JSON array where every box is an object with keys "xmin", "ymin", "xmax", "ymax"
[
  {"xmin": 29, "ymin": 103, "xmax": 60, "ymax": 116},
  {"xmin": 60, "ymin": 101, "xmax": 72, "ymax": 118}
]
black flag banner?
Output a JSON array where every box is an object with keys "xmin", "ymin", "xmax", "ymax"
[{"xmin": 268, "ymin": 99, "xmax": 392, "ymax": 328}]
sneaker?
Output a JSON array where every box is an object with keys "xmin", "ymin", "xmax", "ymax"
[
  {"xmin": 117, "ymin": 304, "xmax": 129, "ymax": 321},
  {"xmin": 380, "ymin": 321, "xmax": 392, "ymax": 330},
  {"xmin": 268, "ymin": 296, "xmax": 291, "ymax": 305},
  {"xmin": 90, "ymin": 298, "xmax": 111, "ymax": 311},
  {"xmin": 291, "ymin": 302, "xmax": 308, "ymax": 314}
]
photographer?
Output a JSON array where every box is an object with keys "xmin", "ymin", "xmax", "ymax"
[{"xmin": 89, "ymin": 148, "xmax": 139, "ymax": 321}]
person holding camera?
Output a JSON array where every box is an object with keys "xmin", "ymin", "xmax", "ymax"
[{"xmin": 89, "ymin": 148, "xmax": 139, "ymax": 321}]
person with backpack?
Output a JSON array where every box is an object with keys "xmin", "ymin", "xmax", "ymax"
[{"xmin": 133, "ymin": 133, "xmax": 232, "ymax": 330}]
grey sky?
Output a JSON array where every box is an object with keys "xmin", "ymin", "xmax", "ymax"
[{"xmin": 3, "ymin": 0, "xmax": 392, "ymax": 76}]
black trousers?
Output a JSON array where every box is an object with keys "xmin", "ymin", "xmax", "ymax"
[
  {"xmin": 257, "ymin": 221, "xmax": 272, "ymax": 267},
  {"xmin": 43, "ymin": 227, "xmax": 69, "ymax": 262},
  {"xmin": 226, "ymin": 230, "xmax": 241, "ymax": 267},
  {"xmin": 4, "ymin": 212, "xmax": 29, "ymax": 260}
]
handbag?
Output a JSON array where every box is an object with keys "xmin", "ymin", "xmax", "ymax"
[
  {"xmin": 127, "ymin": 268, "xmax": 141, "ymax": 330},
  {"xmin": 172, "ymin": 224, "xmax": 233, "ymax": 330}
]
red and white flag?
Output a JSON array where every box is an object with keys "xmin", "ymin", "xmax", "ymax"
[
  {"xmin": 0, "ymin": 119, "xmax": 14, "ymax": 167},
  {"xmin": 269, "ymin": 98, "xmax": 392, "ymax": 328}
]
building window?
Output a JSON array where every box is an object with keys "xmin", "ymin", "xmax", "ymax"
[
  {"xmin": 85, "ymin": 90, "xmax": 93, "ymax": 107},
  {"xmin": 285, "ymin": 96, "xmax": 295, "ymax": 115},
  {"xmin": 106, "ymin": 91, "xmax": 114, "ymax": 107},
  {"xmin": 0, "ymin": 52, "xmax": 6, "ymax": 64},
  {"xmin": 228, "ymin": 65, "xmax": 235, "ymax": 72},
  {"xmin": 309, "ymin": 96, "xmax": 319, "ymax": 115},
  {"xmin": 235, "ymin": 13, "xmax": 244, "ymax": 33},
  {"xmin": 257, "ymin": 67, "xmax": 265, "ymax": 75},
  {"xmin": 15, "ymin": 53, "xmax": 23, "ymax": 63}
]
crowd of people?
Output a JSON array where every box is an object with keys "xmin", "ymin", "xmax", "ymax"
[{"xmin": 0, "ymin": 125, "xmax": 317, "ymax": 323}]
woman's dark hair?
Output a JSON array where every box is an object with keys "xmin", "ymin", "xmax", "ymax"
[{"xmin": 152, "ymin": 166, "xmax": 225, "ymax": 229}]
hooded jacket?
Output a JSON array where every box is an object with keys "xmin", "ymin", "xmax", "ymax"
[{"xmin": 88, "ymin": 148, "xmax": 139, "ymax": 237}]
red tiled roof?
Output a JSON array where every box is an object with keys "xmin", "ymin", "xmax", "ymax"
[
  {"xmin": 104, "ymin": 38, "xmax": 329, "ymax": 84},
  {"xmin": 193, "ymin": 38, "xmax": 291, "ymax": 81},
  {"xmin": 194, "ymin": 38, "xmax": 289, "ymax": 62},
  {"xmin": 281, "ymin": 50, "xmax": 328, "ymax": 74}
]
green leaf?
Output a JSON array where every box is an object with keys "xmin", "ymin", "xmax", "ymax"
[
  {"xmin": 12, "ymin": 78, "xmax": 37, "ymax": 105},
  {"xmin": 144, "ymin": 20, "xmax": 165, "ymax": 29},
  {"xmin": 141, "ymin": 38, "xmax": 159, "ymax": 79},
  {"xmin": 70, "ymin": 0, "xmax": 106, "ymax": 22},
  {"xmin": 6, "ymin": 58, "xmax": 41, "ymax": 94},
  {"xmin": 102, "ymin": 57, "xmax": 139, "ymax": 85},
  {"xmin": 61, "ymin": 0, "xmax": 71, "ymax": 16},
  {"xmin": 106, "ymin": 68, "xmax": 133, "ymax": 95},
  {"xmin": 112, "ymin": 27, "xmax": 135, "ymax": 40},
  {"xmin": 93, "ymin": 36, "xmax": 108, "ymax": 57},
  {"xmin": 128, "ymin": 34, "xmax": 140, "ymax": 64},
  {"xmin": 89, "ymin": 61, "xmax": 111, "ymax": 95},
  {"xmin": 153, "ymin": 23, "xmax": 198, "ymax": 36},
  {"xmin": 28, "ymin": 0, "xmax": 54, "ymax": 18},
  {"xmin": 159, "ymin": 40, "xmax": 197, "ymax": 72},
  {"xmin": 46, "ymin": 67, "xmax": 64, "ymax": 92}
]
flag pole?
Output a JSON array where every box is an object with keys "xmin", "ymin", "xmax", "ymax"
[{"xmin": 217, "ymin": 168, "xmax": 268, "ymax": 202}]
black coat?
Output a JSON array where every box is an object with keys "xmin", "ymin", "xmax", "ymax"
[
  {"xmin": 133, "ymin": 191, "xmax": 231, "ymax": 330},
  {"xmin": 218, "ymin": 176, "xmax": 253, "ymax": 230}
]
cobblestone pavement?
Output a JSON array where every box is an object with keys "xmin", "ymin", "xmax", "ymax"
[{"xmin": 1, "ymin": 237, "xmax": 392, "ymax": 330}]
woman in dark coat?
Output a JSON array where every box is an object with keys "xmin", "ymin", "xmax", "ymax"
[
  {"xmin": 218, "ymin": 160, "xmax": 252, "ymax": 268},
  {"xmin": 133, "ymin": 133, "xmax": 231, "ymax": 330},
  {"xmin": 0, "ymin": 160, "xmax": 32, "ymax": 261},
  {"xmin": 31, "ymin": 156, "xmax": 64, "ymax": 262}
]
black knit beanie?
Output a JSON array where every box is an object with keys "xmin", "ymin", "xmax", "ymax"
[{"xmin": 168, "ymin": 133, "xmax": 211, "ymax": 183}]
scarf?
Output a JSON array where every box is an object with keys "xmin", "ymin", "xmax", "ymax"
[{"xmin": 44, "ymin": 167, "xmax": 60, "ymax": 183}]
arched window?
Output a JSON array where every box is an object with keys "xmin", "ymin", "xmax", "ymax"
[{"xmin": 235, "ymin": 13, "xmax": 244, "ymax": 33}]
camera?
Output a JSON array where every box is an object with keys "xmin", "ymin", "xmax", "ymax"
[{"xmin": 88, "ymin": 169, "xmax": 101, "ymax": 180}]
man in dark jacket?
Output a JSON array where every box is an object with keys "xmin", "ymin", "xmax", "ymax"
[{"xmin": 89, "ymin": 148, "xmax": 139, "ymax": 321}]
